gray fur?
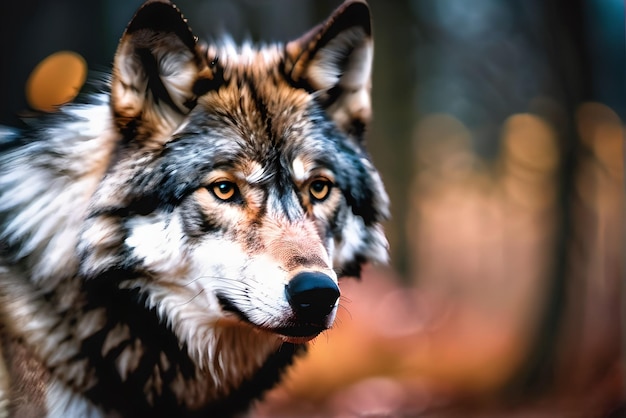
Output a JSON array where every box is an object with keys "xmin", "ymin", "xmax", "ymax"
[{"xmin": 0, "ymin": 1, "xmax": 388, "ymax": 416}]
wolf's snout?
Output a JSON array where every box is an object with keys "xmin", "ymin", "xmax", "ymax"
[{"xmin": 285, "ymin": 272, "xmax": 339, "ymax": 320}]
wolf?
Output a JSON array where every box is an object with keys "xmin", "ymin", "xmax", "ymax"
[{"xmin": 0, "ymin": 0, "xmax": 388, "ymax": 416}]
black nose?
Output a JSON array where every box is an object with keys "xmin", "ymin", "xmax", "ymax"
[{"xmin": 285, "ymin": 272, "xmax": 340, "ymax": 320}]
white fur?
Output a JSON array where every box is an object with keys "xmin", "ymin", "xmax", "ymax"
[
  {"xmin": 122, "ymin": 220, "xmax": 289, "ymax": 389},
  {"xmin": 207, "ymin": 39, "xmax": 282, "ymax": 71},
  {"xmin": 0, "ymin": 101, "xmax": 117, "ymax": 288},
  {"xmin": 291, "ymin": 157, "xmax": 307, "ymax": 183},
  {"xmin": 46, "ymin": 380, "xmax": 105, "ymax": 418},
  {"xmin": 125, "ymin": 215, "xmax": 188, "ymax": 275},
  {"xmin": 122, "ymin": 204, "xmax": 340, "ymax": 393}
]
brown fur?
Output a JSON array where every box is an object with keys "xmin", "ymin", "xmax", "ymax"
[{"xmin": 0, "ymin": 1, "xmax": 388, "ymax": 416}]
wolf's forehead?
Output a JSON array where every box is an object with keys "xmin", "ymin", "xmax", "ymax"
[
  {"xmin": 173, "ymin": 43, "xmax": 339, "ymax": 179},
  {"xmin": 198, "ymin": 73, "xmax": 311, "ymax": 122},
  {"xmin": 200, "ymin": 43, "xmax": 312, "ymax": 119},
  {"xmin": 189, "ymin": 61, "xmax": 325, "ymax": 153}
]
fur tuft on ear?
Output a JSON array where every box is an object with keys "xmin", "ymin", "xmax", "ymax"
[
  {"xmin": 285, "ymin": 0, "xmax": 373, "ymax": 139},
  {"xmin": 111, "ymin": 0, "xmax": 220, "ymax": 143}
]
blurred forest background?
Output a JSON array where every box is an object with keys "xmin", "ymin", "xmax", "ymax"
[{"xmin": 1, "ymin": 0, "xmax": 624, "ymax": 416}]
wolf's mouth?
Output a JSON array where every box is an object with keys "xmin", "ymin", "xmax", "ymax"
[{"xmin": 216, "ymin": 294, "xmax": 327, "ymax": 342}]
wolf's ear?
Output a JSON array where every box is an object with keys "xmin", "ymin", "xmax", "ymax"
[
  {"xmin": 285, "ymin": 0, "xmax": 373, "ymax": 139},
  {"xmin": 111, "ymin": 0, "xmax": 218, "ymax": 142}
]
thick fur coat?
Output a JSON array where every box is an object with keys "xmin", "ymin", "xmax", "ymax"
[{"xmin": 0, "ymin": 1, "xmax": 388, "ymax": 416}]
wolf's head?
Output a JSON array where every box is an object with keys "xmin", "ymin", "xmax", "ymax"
[{"xmin": 78, "ymin": 0, "xmax": 388, "ymax": 363}]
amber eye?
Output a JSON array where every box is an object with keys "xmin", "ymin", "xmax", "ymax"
[
  {"xmin": 210, "ymin": 181, "xmax": 238, "ymax": 202},
  {"xmin": 309, "ymin": 178, "xmax": 333, "ymax": 202}
]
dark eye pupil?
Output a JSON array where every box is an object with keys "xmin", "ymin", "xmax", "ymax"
[
  {"xmin": 312, "ymin": 181, "xmax": 325, "ymax": 192},
  {"xmin": 211, "ymin": 180, "xmax": 238, "ymax": 201},
  {"xmin": 310, "ymin": 179, "xmax": 333, "ymax": 202}
]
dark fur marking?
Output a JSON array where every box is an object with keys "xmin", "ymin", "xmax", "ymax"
[
  {"xmin": 136, "ymin": 48, "xmax": 187, "ymax": 116},
  {"xmin": 75, "ymin": 282, "xmax": 304, "ymax": 418},
  {"xmin": 180, "ymin": 197, "xmax": 224, "ymax": 239},
  {"xmin": 0, "ymin": 127, "xmax": 27, "ymax": 152},
  {"xmin": 243, "ymin": 78, "xmax": 275, "ymax": 146},
  {"xmin": 270, "ymin": 178, "xmax": 305, "ymax": 223},
  {"xmin": 192, "ymin": 62, "xmax": 225, "ymax": 97},
  {"xmin": 335, "ymin": 254, "xmax": 365, "ymax": 279},
  {"xmin": 80, "ymin": 284, "xmax": 196, "ymax": 416},
  {"xmin": 198, "ymin": 343, "xmax": 306, "ymax": 418}
]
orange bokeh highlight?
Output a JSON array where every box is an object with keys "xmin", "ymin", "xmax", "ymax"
[{"xmin": 26, "ymin": 51, "xmax": 87, "ymax": 112}]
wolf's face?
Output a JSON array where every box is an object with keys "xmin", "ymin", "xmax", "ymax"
[
  {"xmin": 0, "ymin": 0, "xmax": 389, "ymax": 413},
  {"xmin": 76, "ymin": 0, "xmax": 388, "ymax": 361}
]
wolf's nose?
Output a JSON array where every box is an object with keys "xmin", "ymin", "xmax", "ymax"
[{"xmin": 285, "ymin": 272, "xmax": 340, "ymax": 320}]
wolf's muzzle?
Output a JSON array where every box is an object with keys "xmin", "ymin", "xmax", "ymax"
[{"xmin": 285, "ymin": 271, "xmax": 339, "ymax": 322}]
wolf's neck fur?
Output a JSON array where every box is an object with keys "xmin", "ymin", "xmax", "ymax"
[{"xmin": 1, "ymin": 266, "xmax": 297, "ymax": 416}]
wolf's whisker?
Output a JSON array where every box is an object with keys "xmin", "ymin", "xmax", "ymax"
[
  {"xmin": 337, "ymin": 303, "xmax": 353, "ymax": 321},
  {"xmin": 174, "ymin": 288, "xmax": 206, "ymax": 307}
]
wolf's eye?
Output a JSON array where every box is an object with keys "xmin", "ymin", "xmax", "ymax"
[
  {"xmin": 309, "ymin": 178, "xmax": 333, "ymax": 202},
  {"xmin": 211, "ymin": 181, "xmax": 239, "ymax": 202}
]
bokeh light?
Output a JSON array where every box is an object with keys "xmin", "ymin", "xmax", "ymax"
[{"xmin": 26, "ymin": 51, "xmax": 87, "ymax": 112}]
